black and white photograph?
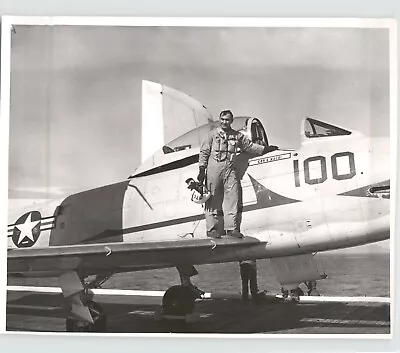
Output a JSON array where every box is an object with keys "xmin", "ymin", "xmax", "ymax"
[{"xmin": 1, "ymin": 17, "xmax": 395, "ymax": 336}]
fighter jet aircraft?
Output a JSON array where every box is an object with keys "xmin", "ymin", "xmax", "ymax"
[{"xmin": 6, "ymin": 80, "xmax": 390, "ymax": 332}]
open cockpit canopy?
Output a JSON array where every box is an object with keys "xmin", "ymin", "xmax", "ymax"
[{"xmin": 141, "ymin": 80, "xmax": 214, "ymax": 163}]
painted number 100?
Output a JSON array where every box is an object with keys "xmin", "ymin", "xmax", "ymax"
[{"xmin": 293, "ymin": 152, "xmax": 356, "ymax": 187}]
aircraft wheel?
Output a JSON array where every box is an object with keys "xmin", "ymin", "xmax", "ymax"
[
  {"xmin": 162, "ymin": 285, "xmax": 196, "ymax": 316},
  {"xmin": 66, "ymin": 302, "xmax": 107, "ymax": 332}
]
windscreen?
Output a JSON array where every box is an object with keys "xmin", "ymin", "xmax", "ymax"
[{"xmin": 304, "ymin": 118, "xmax": 352, "ymax": 138}]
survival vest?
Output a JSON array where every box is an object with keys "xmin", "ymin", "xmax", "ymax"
[{"xmin": 212, "ymin": 130, "xmax": 240, "ymax": 162}]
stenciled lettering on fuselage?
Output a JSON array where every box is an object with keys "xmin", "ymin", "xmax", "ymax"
[
  {"xmin": 293, "ymin": 151, "xmax": 356, "ymax": 187},
  {"xmin": 249, "ymin": 152, "xmax": 291, "ymax": 166},
  {"xmin": 7, "ymin": 211, "xmax": 56, "ymax": 248}
]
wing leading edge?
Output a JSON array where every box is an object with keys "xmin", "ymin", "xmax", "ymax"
[{"xmin": 8, "ymin": 237, "xmax": 261, "ymax": 278}]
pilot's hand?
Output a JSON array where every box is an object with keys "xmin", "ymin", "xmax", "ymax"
[
  {"xmin": 263, "ymin": 145, "xmax": 279, "ymax": 154},
  {"xmin": 197, "ymin": 167, "xmax": 206, "ymax": 184}
]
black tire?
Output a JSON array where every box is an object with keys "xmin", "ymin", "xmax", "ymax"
[
  {"xmin": 66, "ymin": 302, "xmax": 107, "ymax": 332},
  {"xmin": 162, "ymin": 285, "xmax": 196, "ymax": 316}
]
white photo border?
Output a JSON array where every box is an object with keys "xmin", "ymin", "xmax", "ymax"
[{"xmin": 0, "ymin": 15, "xmax": 397, "ymax": 340}]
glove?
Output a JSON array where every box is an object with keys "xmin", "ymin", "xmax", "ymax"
[
  {"xmin": 197, "ymin": 166, "xmax": 206, "ymax": 184},
  {"xmin": 263, "ymin": 145, "xmax": 279, "ymax": 154}
]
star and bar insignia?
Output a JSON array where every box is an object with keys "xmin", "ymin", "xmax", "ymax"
[{"xmin": 7, "ymin": 211, "xmax": 56, "ymax": 248}]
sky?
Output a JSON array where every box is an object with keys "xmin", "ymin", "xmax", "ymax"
[{"xmin": 7, "ymin": 25, "xmax": 390, "ymax": 196}]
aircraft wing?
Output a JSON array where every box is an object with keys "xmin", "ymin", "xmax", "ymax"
[{"xmin": 8, "ymin": 237, "xmax": 262, "ymax": 277}]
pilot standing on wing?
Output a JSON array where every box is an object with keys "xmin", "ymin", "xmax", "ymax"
[{"xmin": 198, "ymin": 110, "xmax": 278, "ymax": 238}]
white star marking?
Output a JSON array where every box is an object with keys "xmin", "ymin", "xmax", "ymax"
[{"xmin": 14, "ymin": 213, "xmax": 40, "ymax": 245}]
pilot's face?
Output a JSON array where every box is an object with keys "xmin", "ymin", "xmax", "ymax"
[{"xmin": 219, "ymin": 113, "xmax": 233, "ymax": 131}]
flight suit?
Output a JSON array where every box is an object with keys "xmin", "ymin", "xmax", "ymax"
[{"xmin": 198, "ymin": 127, "xmax": 265, "ymax": 233}]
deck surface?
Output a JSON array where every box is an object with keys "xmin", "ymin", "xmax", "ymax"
[{"xmin": 6, "ymin": 291, "xmax": 390, "ymax": 334}]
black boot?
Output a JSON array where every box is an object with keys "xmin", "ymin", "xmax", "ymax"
[
  {"xmin": 207, "ymin": 230, "xmax": 222, "ymax": 239},
  {"xmin": 226, "ymin": 230, "xmax": 244, "ymax": 238}
]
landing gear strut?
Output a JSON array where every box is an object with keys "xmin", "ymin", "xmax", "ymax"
[
  {"xmin": 66, "ymin": 301, "xmax": 107, "ymax": 332},
  {"xmin": 62, "ymin": 272, "xmax": 113, "ymax": 333}
]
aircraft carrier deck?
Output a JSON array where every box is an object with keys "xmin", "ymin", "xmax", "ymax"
[{"xmin": 6, "ymin": 290, "xmax": 390, "ymax": 334}]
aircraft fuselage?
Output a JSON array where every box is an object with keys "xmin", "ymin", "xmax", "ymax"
[{"xmin": 7, "ymin": 132, "xmax": 389, "ymax": 277}]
